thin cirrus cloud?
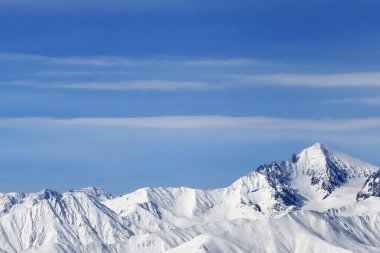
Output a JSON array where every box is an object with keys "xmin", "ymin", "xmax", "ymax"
[
  {"xmin": 1, "ymin": 116, "xmax": 380, "ymax": 131},
  {"xmin": 0, "ymin": 53, "xmax": 136, "ymax": 66},
  {"xmin": 234, "ymin": 72, "xmax": 380, "ymax": 87},
  {"xmin": 4, "ymin": 73, "xmax": 380, "ymax": 92},
  {"xmin": 32, "ymin": 71, "xmax": 132, "ymax": 77},
  {"xmin": 2, "ymin": 53, "xmax": 380, "ymax": 90},
  {"xmin": 0, "ymin": 53, "xmax": 266, "ymax": 67},
  {"xmin": 1, "ymin": 80, "xmax": 213, "ymax": 91},
  {"xmin": 0, "ymin": 0, "xmax": 257, "ymax": 11},
  {"xmin": 183, "ymin": 58, "xmax": 275, "ymax": 67},
  {"xmin": 328, "ymin": 96, "xmax": 380, "ymax": 105}
]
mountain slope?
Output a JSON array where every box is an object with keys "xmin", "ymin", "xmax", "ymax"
[
  {"xmin": 0, "ymin": 189, "xmax": 132, "ymax": 253},
  {"xmin": 167, "ymin": 211, "xmax": 380, "ymax": 253},
  {"xmin": 357, "ymin": 170, "xmax": 380, "ymax": 201},
  {"xmin": 0, "ymin": 143, "xmax": 379, "ymax": 253}
]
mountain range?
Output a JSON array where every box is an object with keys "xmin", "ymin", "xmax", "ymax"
[{"xmin": 0, "ymin": 143, "xmax": 379, "ymax": 253}]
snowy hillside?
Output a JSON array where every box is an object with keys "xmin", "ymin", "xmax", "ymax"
[
  {"xmin": 0, "ymin": 143, "xmax": 379, "ymax": 253},
  {"xmin": 357, "ymin": 170, "xmax": 380, "ymax": 201}
]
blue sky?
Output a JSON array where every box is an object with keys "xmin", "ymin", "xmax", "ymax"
[{"xmin": 1, "ymin": 0, "xmax": 380, "ymax": 194}]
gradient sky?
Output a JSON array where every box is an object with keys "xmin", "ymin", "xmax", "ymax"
[{"xmin": 1, "ymin": 0, "xmax": 380, "ymax": 194}]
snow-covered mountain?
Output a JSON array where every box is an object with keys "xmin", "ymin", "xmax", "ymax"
[
  {"xmin": 0, "ymin": 143, "xmax": 379, "ymax": 253},
  {"xmin": 357, "ymin": 170, "xmax": 380, "ymax": 201}
]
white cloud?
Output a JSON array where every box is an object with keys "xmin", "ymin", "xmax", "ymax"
[
  {"xmin": 0, "ymin": 53, "xmax": 135, "ymax": 66},
  {"xmin": 2, "ymin": 116, "xmax": 380, "ymax": 131},
  {"xmin": 1, "ymin": 80, "xmax": 212, "ymax": 91},
  {"xmin": 328, "ymin": 96, "xmax": 380, "ymax": 105},
  {"xmin": 32, "ymin": 71, "xmax": 131, "ymax": 77},
  {"xmin": 0, "ymin": 53, "xmax": 269, "ymax": 67},
  {"xmin": 235, "ymin": 72, "xmax": 380, "ymax": 87},
  {"xmin": 0, "ymin": 0, "xmax": 257, "ymax": 12},
  {"xmin": 183, "ymin": 58, "xmax": 274, "ymax": 67},
  {"xmin": 3, "ymin": 53, "xmax": 380, "ymax": 89}
]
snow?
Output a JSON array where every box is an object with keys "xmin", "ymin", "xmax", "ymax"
[{"xmin": 0, "ymin": 143, "xmax": 380, "ymax": 253}]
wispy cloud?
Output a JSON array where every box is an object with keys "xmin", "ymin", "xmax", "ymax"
[
  {"xmin": 3, "ymin": 53, "xmax": 380, "ymax": 90},
  {"xmin": 32, "ymin": 71, "xmax": 131, "ymax": 77},
  {"xmin": 0, "ymin": 53, "xmax": 136, "ymax": 66},
  {"xmin": 183, "ymin": 58, "xmax": 275, "ymax": 67},
  {"xmin": 234, "ymin": 72, "xmax": 380, "ymax": 87},
  {"xmin": 4, "ymin": 72, "xmax": 380, "ymax": 91},
  {"xmin": 0, "ymin": 0, "xmax": 258, "ymax": 12},
  {"xmin": 1, "ymin": 80, "xmax": 212, "ymax": 91},
  {"xmin": 328, "ymin": 96, "xmax": 380, "ymax": 105},
  {"xmin": 0, "ymin": 53, "xmax": 270, "ymax": 67},
  {"xmin": 2, "ymin": 116, "xmax": 380, "ymax": 131}
]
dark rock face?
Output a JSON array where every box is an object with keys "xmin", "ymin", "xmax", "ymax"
[
  {"xmin": 257, "ymin": 162, "xmax": 289, "ymax": 185},
  {"xmin": 36, "ymin": 189, "xmax": 63, "ymax": 201},
  {"xmin": 255, "ymin": 145, "xmax": 350, "ymax": 209},
  {"xmin": 255, "ymin": 144, "xmax": 359, "ymax": 207},
  {"xmin": 312, "ymin": 145, "xmax": 349, "ymax": 197},
  {"xmin": 257, "ymin": 162, "xmax": 297, "ymax": 209},
  {"xmin": 357, "ymin": 170, "xmax": 380, "ymax": 201},
  {"xmin": 139, "ymin": 201, "xmax": 163, "ymax": 219}
]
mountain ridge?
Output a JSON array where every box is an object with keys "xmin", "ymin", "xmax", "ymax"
[{"xmin": 0, "ymin": 143, "xmax": 379, "ymax": 253}]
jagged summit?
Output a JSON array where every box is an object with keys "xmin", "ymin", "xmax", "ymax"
[
  {"xmin": 295, "ymin": 142, "xmax": 335, "ymax": 165},
  {"xmin": 34, "ymin": 188, "xmax": 63, "ymax": 201},
  {"xmin": 357, "ymin": 170, "xmax": 380, "ymax": 201},
  {"xmin": 291, "ymin": 143, "xmax": 376, "ymax": 176},
  {"xmin": 290, "ymin": 142, "xmax": 339, "ymax": 170},
  {"xmin": 277, "ymin": 143, "xmax": 378, "ymax": 199},
  {"xmin": 301, "ymin": 142, "xmax": 329, "ymax": 152},
  {"xmin": 69, "ymin": 187, "xmax": 115, "ymax": 201}
]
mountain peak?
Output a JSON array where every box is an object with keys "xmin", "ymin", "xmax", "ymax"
[
  {"xmin": 0, "ymin": 144, "xmax": 379, "ymax": 253},
  {"xmin": 310, "ymin": 142, "xmax": 328, "ymax": 149},
  {"xmin": 34, "ymin": 189, "xmax": 62, "ymax": 201},
  {"xmin": 285, "ymin": 143, "xmax": 378, "ymax": 199},
  {"xmin": 298, "ymin": 142, "xmax": 332, "ymax": 159},
  {"xmin": 69, "ymin": 187, "xmax": 114, "ymax": 201}
]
